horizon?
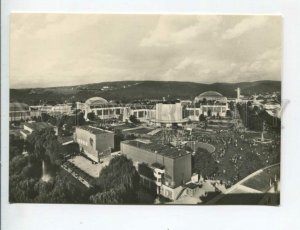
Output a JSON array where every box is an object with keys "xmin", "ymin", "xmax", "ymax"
[
  {"xmin": 10, "ymin": 14, "xmax": 282, "ymax": 88},
  {"xmin": 10, "ymin": 79, "xmax": 281, "ymax": 90}
]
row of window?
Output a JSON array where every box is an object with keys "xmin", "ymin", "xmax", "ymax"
[
  {"xmin": 94, "ymin": 109, "xmax": 122, "ymax": 116},
  {"xmin": 77, "ymin": 138, "xmax": 88, "ymax": 146}
]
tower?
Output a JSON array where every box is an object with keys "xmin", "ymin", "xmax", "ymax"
[{"xmin": 236, "ymin": 88, "xmax": 241, "ymax": 101}]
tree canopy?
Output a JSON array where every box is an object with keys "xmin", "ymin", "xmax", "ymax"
[{"xmin": 90, "ymin": 155, "xmax": 140, "ymax": 204}]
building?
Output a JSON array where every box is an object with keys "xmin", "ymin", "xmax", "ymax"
[
  {"xmin": 206, "ymin": 164, "xmax": 280, "ymax": 205},
  {"xmin": 186, "ymin": 91, "xmax": 228, "ymax": 120},
  {"xmin": 194, "ymin": 91, "xmax": 227, "ymax": 103},
  {"xmin": 126, "ymin": 104, "xmax": 155, "ymax": 123},
  {"xmin": 30, "ymin": 103, "xmax": 72, "ymax": 117},
  {"xmin": 74, "ymin": 125, "xmax": 115, "ymax": 162},
  {"xmin": 9, "ymin": 102, "xmax": 31, "ymax": 121},
  {"xmin": 20, "ymin": 122, "xmax": 55, "ymax": 139},
  {"xmin": 121, "ymin": 139, "xmax": 192, "ymax": 200},
  {"xmin": 79, "ymin": 95, "xmax": 227, "ymax": 125},
  {"xmin": 77, "ymin": 97, "xmax": 129, "ymax": 121},
  {"xmin": 51, "ymin": 103, "xmax": 72, "ymax": 115},
  {"xmin": 152, "ymin": 102, "xmax": 188, "ymax": 127}
]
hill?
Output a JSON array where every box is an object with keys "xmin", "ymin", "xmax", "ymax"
[{"xmin": 10, "ymin": 80, "xmax": 281, "ymax": 105}]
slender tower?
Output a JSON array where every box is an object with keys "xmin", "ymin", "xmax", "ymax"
[{"xmin": 237, "ymin": 88, "xmax": 241, "ymax": 101}]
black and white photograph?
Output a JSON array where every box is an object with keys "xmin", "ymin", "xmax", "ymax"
[{"xmin": 9, "ymin": 13, "xmax": 282, "ymax": 205}]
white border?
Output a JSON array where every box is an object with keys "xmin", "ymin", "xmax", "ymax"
[{"xmin": 2, "ymin": 1, "xmax": 300, "ymax": 230}]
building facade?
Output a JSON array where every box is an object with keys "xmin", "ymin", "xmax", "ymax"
[
  {"xmin": 74, "ymin": 126, "xmax": 115, "ymax": 162},
  {"xmin": 9, "ymin": 102, "xmax": 31, "ymax": 121},
  {"xmin": 121, "ymin": 139, "xmax": 192, "ymax": 200}
]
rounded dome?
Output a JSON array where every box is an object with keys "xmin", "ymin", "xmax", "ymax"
[
  {"xmin": 10, "ymin": 102, "xmax": 29, "ymax": 111},
  {"xmin": 195, "ymin": 91, "xmax": 226, "ymax": 102},
  {"xmin": 85, "ymin": 97, "xmax": 108, "ymax": 106}
]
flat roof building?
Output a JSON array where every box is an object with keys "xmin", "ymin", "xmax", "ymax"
[
  {"xmin": 20, "ymin": 122, "xmax": 55, "ymax": 139},
  {"xmin": 74, "ymin": 125, "xmax": 115, "ymax": 162},
  {"xmin": 121, "ymin": 139, "xmax": 192, "ymax": 200}
]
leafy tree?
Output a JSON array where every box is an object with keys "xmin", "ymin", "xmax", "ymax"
[
  {"xmin": 9, "ymin": 175, "xmax": 39, "ymax": 203},
  {"xmin": 34, "ymin": 174, "xmax": 90, "ymax": 203},
  {"xmin": 193, "ymin": 147, "xmax": 218, "ymax": 178},
  {"xmin": 91, "ymin": 155, "xmax": 140, "ymax": 204},
  {"xmin": 41, "ymin": 113, "xmax": 50, "ymax": 122},
  {"xmin": 87, "ymin": 112, "xmax": 96, "ymax": 121},
  {"xmin": 76, "ymin": 112, "xmax": 85, "ymax": 126},
  {"xmin": 199, "ymin": 114, "xmax": 206, "ymax": 122},
  {"xmin": 9, "ymin": 155, "xmax": 28, "ymax": 175},
  {"xmin": 226, "ymin": 110, "xmax": 232, "ymax": 117},
  {"xmin": 27, "ymin": 128, "xmax": 62, "ymax": 165},
  {"xmin": 129, "ymin": 115, "xmax": 140, "ymax": 124}
]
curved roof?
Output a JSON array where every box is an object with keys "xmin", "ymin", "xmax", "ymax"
[
  {"xmin": 195, "ymin": 91, "xmax": 226, "ymax": 101},
  {"xmin": 85, "ymin": 97, "xmax": 108, "ymax": 106},
  {"xmin": 10, "ymin": 102, "xmax": 29, "ymax": 111},
  {"xmin": 198, "ymin": 91, "xmax": 224, "ymax": 98}
]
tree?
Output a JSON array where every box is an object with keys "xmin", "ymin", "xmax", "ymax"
[
  {"xmin": 87, "ymin": 112, "xmax": 96, "ymax": 121},
  {"xmin": 199, "ymin": 114, "xmax": 206, "ymax": 122},
  {"xmin": 129, "ymin": 115, "xmax": 140, "ymax": 124},
  {"xmin": 34, "ymin": 174, "xmax": 90, "ymax": 203},
  {"xmin": 91, "ymin": 155, "xmax": 140, "ymax": 204},
  {"xmin": 76, "ymin": 112, "xmax": 85, "ymax": 125},
  {"xmin": 41, "ymin": 113, "xmax": 50, "ymax": 122},
  {"xmin": 226, "ymin": 110, "xmax": 232, "ymax": 118},
  {"xmin": 27, "ymin": 128, "xmax": 63, "ymax": 165},
  {"xmin": 193, "ymin": 147, "xmax": 218, "ymax": 178}
]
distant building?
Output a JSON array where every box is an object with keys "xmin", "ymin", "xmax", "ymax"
[
  {"xmin": 186, "ymin": 91, "xmax": 228, "ymax": 120},
  {"xmin": 20, "ymin": 122, "xmax": 55, "ymax": 139},
  {"xmin": 152, "ymin": 102, "xmax": 188, "ymax": 127},
  {"xmin": 127, "ymin": 104, "xmax": 155, "ymax": 122},
  {"xmin": 78, "ymin": 97, "xmax": 129, "ymax": 121},
  {"xmin": 9, "ymin": 102, "xmax": 31, "ymax": 121},
  {"xmin": 194, "ymin": 91, "xmax": 227, "ymax": 103},
  {"xmin": 74, "ymin": 125, "xmax": 115, "ymax": 162},
  {"xmin": 79, "ymin": 94, "xmax": 227, "ymax": 124},
  {"xmin": 121, "ymin": 139, "xmax": 192, "ymax": 200},
  {"xmin": 30, "ymin": 103, "xmax": 72, "ymax": 116},
  {"xmin": 51, "ymin": 103, "xmax": 72, "ymax": 115}
]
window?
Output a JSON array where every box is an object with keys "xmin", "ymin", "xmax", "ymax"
[{"xmin": 138, "ymin": 111, "xmax": 144, "ymax": 117}]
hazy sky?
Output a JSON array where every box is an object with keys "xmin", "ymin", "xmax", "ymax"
[{"xmin": 10, "ymin": 14, "xmax": 282, "ymax": 88}]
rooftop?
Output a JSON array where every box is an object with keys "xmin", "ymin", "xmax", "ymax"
[
  {"xmin": 24, "ymin": 122, "xmax": 54, "ymax": 131},
  {"xmin": 85, "ymin": 97, "xmax": 108, "ymax": 106},
  {"xmin": 58, "ymin": 135, "xmax": 74, "ymax": 144},
  {"xmin": 195, "ymin": 91, "xmax": 226, "ymax": 101},
  {"xmin": 123, "ymin": 139, "xmax": 191, "ymax": 159},
  {"xmin": 151, "ymin": 162, "xmax": 165, "ymax": 169},
  {"xmin": 122, "ymin": 127, "xmax": 154, "ymax": 135},
  {"xmin": 77, "ymin": 125, "xmax": 113, "ymax": 135},
  {"xmin": 185, "ymin": 182, "xmax": 199, "ymax": 189},
  {"xmin": 10, "ymin": 102, "xmax": 29, "ymax": 111}
]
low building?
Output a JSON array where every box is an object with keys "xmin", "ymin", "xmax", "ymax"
[
  {"xmin": 152, "ymin": 102, "xmax": 189, "ymax": 127},
  {"xmin": 121, "ymin": 139, "xmax": 192, "ymax": 200},
  {"xmin": 186, "ymin": 103, "xmax": 228, "ymax": 120},
  {"xmin": 30, "ymin": 103, "xmax": 72, "ymax": 116},
  {"xmin": 20, "ymin": 122, "xmax": 55, "ymax": 139},
  {"xmin": 9, "ymin": 102, "xmax": 31, "ymax": 121},
  {"xmin": 74, "ymin": 125, "xmax": 115, "ymax": 162}
]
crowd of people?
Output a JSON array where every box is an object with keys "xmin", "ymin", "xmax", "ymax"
[{"xmin": 190, "ymin": 126, "xmax": 280, "ymax": 185}]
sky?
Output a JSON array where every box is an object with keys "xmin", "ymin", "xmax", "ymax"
[{"xmin": 10, "ymin": 14, "xmax": 282, "ymax": 88}]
